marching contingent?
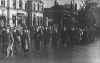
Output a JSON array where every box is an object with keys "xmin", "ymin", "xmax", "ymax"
[
  {"xmin": 0, "ymin": 20, "xmax": 96, "ymax": 57},
  {"xmin": 0, "ymin": 22, "xmax": 66, "ymax": 57},
  {"xmin": 0, "ymin": 0, "xmax": 96, "ymax": 58},
  {"xmin": 0, "ymin": 20, "xmax": 30, "ymax": 57}
]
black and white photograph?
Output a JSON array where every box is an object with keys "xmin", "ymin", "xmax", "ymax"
[{"xmin": 0, "ymin": 0, "xmax": 99, "ymax": 63}]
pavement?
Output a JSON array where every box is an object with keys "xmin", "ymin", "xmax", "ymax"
[{"xmin": 0, "ymin": 37, "xmax": 100, "ymax": 63}]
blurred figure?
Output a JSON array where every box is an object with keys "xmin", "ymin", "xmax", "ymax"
[
  {"xmin": 6, "ymin": 28, "xmax": 15, "ymax": 57},
  {"xmin": 12, "ymin": 29, "xmax": 22, "ymax": 56},
  {"xmin": 21, "ymin": 29, "xmax": 30, "ymax": 54},
  {"xmin": 34, "ymin": 30, "xmax": 41, "ymax": 53},
  {"xmin": 44, "ymin": 28, "xmax": 50, "ymax": 48}
]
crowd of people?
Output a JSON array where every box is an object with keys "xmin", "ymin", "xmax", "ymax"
[
  {"xmin": 0, "ymin": 21, "xmax": 30, "ymax": 57},
  {"xmin": 0, "ymin": 18, "xmax": 96, "ymax": 58},
  {"xmin": 0, "ymin": 1, "xmax": 96, "ymax": 56}
]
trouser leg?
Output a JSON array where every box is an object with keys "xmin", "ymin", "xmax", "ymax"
[{"xmin": 35, "ymin": 39, "xmax": 40, "ymax": 52}]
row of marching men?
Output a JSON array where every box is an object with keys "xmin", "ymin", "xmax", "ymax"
[
  {"xmin": 0, "ymin": 23, "xmax": 95, "ymax": 57},
  {"xmin": 32, "ymin": 24, "xmax": 90, "ymax": 50},
  {"xmin": 0, "ymin": 24, "xmax": 61, "ymax": 57},
  {"xmin": 0, "ymin": 24, "xmax": 30, "ymax": 57},
  {"xmin": 0, "ymin": 23, "xmax": 59, "ymax": 57},
  {"xmin": 32, "ymin": 25, "xmax": 63, "ymax": 51},
  {"xmin": 34, "ymin": 23, "xmax": 96, "ymax": 50}
]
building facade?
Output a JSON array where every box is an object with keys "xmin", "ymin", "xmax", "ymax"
[
  {"xmin": 25, "ymin": 0, "xmax": 44, "ymax": 29},
  {"xmin": 44, "ymin": 0, "xmax": 63, "ymax": 29},
  {"xmin": 71, "ymin": 0, "xmax": 86, "ymax": 10},
  {"xmin": 0, "ymin": 0, "xmax": 27, "ymax": 27},
  {"xmin": 32, "ymin": 0, "xmax": 44, "ymax": 26}
]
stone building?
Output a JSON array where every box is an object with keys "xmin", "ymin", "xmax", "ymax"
[
  {"xmin": 25, "ymin": 0, "xmax": 44, "ymax": 29},
  {"xmin": 0, "ymin": 0, "xmax": 27, "ymax": 27}
]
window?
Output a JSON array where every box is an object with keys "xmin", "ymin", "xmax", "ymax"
[
  {"xmin": 39, "ymin": 4, "xmax": 41, "ymax": 11},
  {"xmin": 0, "ymin": 16, "xmax": 6, "ymax": 27},
  {"xmin": 19, "ymin": 0, "xmax": 23, "ymax": 9},
  {"xmin": 12, "ymin": 15, "xmax": 16, "ymax": 26},
  {"xmin": 42, "ymin": 5, "xmax": 44, "ymax": 11},
  {"xmin": 40, "ymin": 17, "xmax": 43, "ymax": 26},
  {"xmin": 34, "ymin": 4, "xmax": 35, "ymax": 11},
  {"xmin": 35, "ymin": 3, "xmax": 38, "ymax": 11},
  {"xmin": 38, "ymin": 17, "xmax": 40, "ymax": 26},
  {"xmin": 17, "ymin": 14, "xmax": 23, "ymax": 26},
  {"xmin": 13, "ymin": 0, "xmax": 16, "ymax": 9},
  {"xmin": 1, "ymin": 0, "xmax": 5, "ymax": 7},
  {"xmin": 39, "ymin": 4, "xmax": 43, "ymax": 11},
  {"xmin": 32, "ymin": 15, "xmax": 36, "ymax": 26},
  {"xmin": 38, "ymin": 3, "xmax": 39, "ymax": 11},
  {"xmin": 32, "ymin": 3, "xmax": 35, "ymax": 11},
  {"xmin": 36, "ymin": 17, "xmax": 38, "ymax": 26}
]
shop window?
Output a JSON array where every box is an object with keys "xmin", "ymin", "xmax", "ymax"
[{"xmin": 1, "ymin": 0, "xmax": 5, "ymax": 7}]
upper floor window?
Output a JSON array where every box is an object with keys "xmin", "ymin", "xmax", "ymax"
[
  {"xmin": 42, "ymin": 5, "xmax": 44, "ymax": 11},
  {"xmin": 40, "ymin": 4, "xmax": 43, "ymax": 11},
  {"xmin": 35, "ymin": 3, "xmax": 38, "ymax": 11},
  {"xmin": 19, "ymin": 0, "xmax": 23, "ymax": 9},
  {"xmin": 1, "ymin": 0, "xmax": 5, "ymax": 7},
  {"xmin": 32, "ymin": 3, "xmax": 35, "ymax": 11},
  {"xmin": 38, "ymin": 3, "xmax": 39, "ymax": 11},
  {"xmin": 13, "ymin": 0, "xmax": 16, "ymax": 9},
  {"xmin": 34, "ymin": 3, "xmax": 35, "ymax": 11}
]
